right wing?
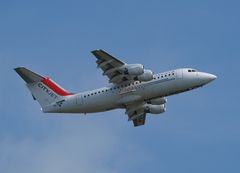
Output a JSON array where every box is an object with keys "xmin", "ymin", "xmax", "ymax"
[
  {"xmin": 125, "ymin": 98, "xmax": 167, "ymax": 127},
  {"xmin": 126, "ymin": 102, "xmax": 147, "ymax": 127},
  {"xmin": 132, "ymin": 114, "xmax": 146, "ymax": 127}
]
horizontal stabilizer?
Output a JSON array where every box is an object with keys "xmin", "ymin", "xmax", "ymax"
[{"xmin": 15, "ymin": 67, "xmax": 43, "ymax": 83}]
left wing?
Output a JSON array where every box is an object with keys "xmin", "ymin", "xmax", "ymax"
[
  {"xmin": 92, "ymin": 49, "xmax": 131, "ymax": 84},
  {"xmin": 92, "ymin": 49, "xmax": 152, "ymax": 84}
]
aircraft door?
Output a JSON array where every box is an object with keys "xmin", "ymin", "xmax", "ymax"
[
  {"xmin": 76, "ymin": 94, "xmax": 83, "ymax": 105},
  {"xmin": 176, "ymin": 69, "xmax": 183, "ymax": 78}
]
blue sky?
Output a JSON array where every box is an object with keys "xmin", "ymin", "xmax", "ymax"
[{"xmin": 0, "ymin": 0, "xmax": 240, "ymax": 172}]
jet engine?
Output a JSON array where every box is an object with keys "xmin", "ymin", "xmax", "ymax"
[
  {"xmin": 135, "ymin": 69, "xmax": 153, "ymax": 82},
  {"xmin": 144, "ymin": 104, "xmax": 166, "ymax": 114},
  {"xmin": 119, "ymin": 64, "xmax": 144, "ymax": 76},
  {"xmin": 147, "ymin": 97, "xmax": 167, "ymax": 105}
]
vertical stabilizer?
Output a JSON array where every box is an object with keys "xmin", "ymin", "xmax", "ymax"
[{"xmin": 15, "ymin": 67, "xmax": 73, "ymax": 109}]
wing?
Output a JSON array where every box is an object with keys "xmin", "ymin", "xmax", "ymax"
[
  {"xmin": 126, "ymin": 103, "xmax": 147, "ymax": 127},
  {"xmin": 91, "ymin": 49, "xmax": 135, "ymax": 84},
  {"xmin": 132, "ymin": 114, "xmax": 146, "ymax": 127}
]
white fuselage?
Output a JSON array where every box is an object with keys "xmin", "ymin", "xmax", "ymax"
[{"xmin": 43, "ymin": 68, "xmax": 216, "ymax": 114}]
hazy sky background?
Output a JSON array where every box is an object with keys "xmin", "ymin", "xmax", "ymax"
[{"xmin": 0, "ymin": 0, "xmax": 240, "ymax": 172}]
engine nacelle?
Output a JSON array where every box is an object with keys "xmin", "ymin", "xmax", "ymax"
[
  {"xmin": 148, "ymin": 97, "xmax": 167, "ymax": 105},
  {"xmin": 144, "ymin": 104, "xmax": 166, "ymax": 114},
  {"xmin": 135, "ymin": 69, "xmax": 153, "ymax": 82},
  {"xmin": 119, "ymin": 64, "xmax": 144, "ymax": 76}
]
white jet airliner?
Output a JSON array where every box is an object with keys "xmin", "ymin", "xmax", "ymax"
[{"xmin": 15, "ymin": 49, "xmax": 217, "ymax": 126}]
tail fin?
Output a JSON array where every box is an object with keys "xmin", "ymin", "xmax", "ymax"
[{"xmin": 15, "ymin": 67, "xmax": 73, "ymax": 109}]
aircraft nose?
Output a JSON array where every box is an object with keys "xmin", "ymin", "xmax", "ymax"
[
  {"xmin": 208, "ymin": 74, "xmax": 217, "ymax": 81},
  {"xmin": 198, "ymin": 72, "xmax": 217, "ymax": 84}
]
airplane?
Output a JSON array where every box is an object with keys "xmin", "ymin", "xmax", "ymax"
[{"xmin": 15, "ymin": 49, "xmax": 217, "ymax": 127}]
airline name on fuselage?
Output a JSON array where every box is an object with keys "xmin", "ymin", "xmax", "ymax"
[{"xmin": 38, "ymin": 83, "xmax": 58, "ymax": 99}]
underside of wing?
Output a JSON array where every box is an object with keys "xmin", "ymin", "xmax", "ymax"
[
  {"xmin": 127, "ymin": 110, "xmax": 146, "ymax": 127},
  {"xmin": 132, "ymin": 114, "xmax": 146, "ymax": 127},
  {"xmin": 126, "ymin": 102, "xmax": 147, "ymax": 127},
  {"xmin": 91, "ymin": 49, "xmax": 153, "ymax": 85},
  {"xmin": 125, "ymin": 97, "xmax": 167, "ymax": 127},
  {"xmin": 92, "ymin": 49, "xmax": 130, "ymax": 84}
]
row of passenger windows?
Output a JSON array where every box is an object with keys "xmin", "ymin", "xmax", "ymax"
[
  {"xmin": 154, "ymin": 72, "xmax": 175, "ymax": 80},
  {"xmin": 83, "ymin": 72, "xmax": 175, "ymax": 98},
  {"xmin": 83, "ymin": 81, "xmax": 143, "ymax": 98}
]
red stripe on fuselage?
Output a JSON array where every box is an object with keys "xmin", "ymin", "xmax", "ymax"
[{"xmin": 41, "ymin": 77, "xmax": 73, "ymax": 96}]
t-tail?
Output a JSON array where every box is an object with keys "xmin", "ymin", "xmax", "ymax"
[{"xmin": 14, "ymin": 67, "xmax": 73, "ymax": 112}]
